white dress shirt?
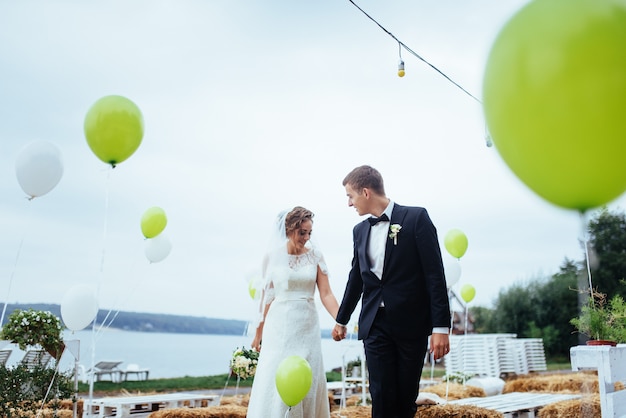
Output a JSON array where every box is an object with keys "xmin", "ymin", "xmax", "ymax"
[{"xmin": 367, "ymin": 202, "xmax": 394, "ymax": 281}]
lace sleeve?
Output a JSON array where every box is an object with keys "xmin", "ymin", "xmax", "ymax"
[{"xmin": 314, "ymin": 248, "xmax": 329, "ymax": 276}]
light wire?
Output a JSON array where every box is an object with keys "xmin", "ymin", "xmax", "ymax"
[{"xmin": 347, "ymin": 0, "xmax": 482, "ymax": 104}]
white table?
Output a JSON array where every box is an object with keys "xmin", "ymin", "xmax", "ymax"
[
  {"xmin": 449, "ymin": 392, "xmax": 580, "ymax": 418},
  {"xmin": 83, "ymin": 392, "xmax": 220, "ymax": 418},
  {"xmin": 570, "ymin": 344, "xmax": 626, "ymax": 418}
]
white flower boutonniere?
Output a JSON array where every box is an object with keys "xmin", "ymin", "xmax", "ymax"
[{"xmin": 389, "ymin": 224, "xmax": 402, "ymax": 245}]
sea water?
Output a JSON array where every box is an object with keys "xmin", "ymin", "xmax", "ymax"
[{"xmin": 3, "ymin": 328, "xmax": 365, "ymax": 379}]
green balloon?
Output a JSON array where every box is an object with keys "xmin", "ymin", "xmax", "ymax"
[
  {"xmin": 444, "ymin": 229, "xmax": 468, "ymax": 259},
  {"xmin": 275, "ymin": 355, "xmax": 312, "ymax": 407},
  {"xmin": 84, "ymin": 95, "xmax": 144, "ymax": 166},
  {"xmin": 248, "ymin": 279, "xmax": 257, "ymax": 300},
  {"xmin": 460, "ymin": 284, "xmax": 476, "ymax": 304},
  {"xmin": 141, "ymin": 207, "xmax": 167, "ymax": 239},
  {"xmin": 483, "ymin": 0, "xmax": 626, "ymax": 212}
]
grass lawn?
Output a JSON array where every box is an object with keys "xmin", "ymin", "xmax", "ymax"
[{"xmin": 77, "ymin": 361, "xmax": 573, "ymax": 395}]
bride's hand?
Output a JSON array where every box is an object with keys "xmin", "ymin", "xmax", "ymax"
[{"xmin": 252, "ymin": 335, "xmax": 262, "ymax": 352}]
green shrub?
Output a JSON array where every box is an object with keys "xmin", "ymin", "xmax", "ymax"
[{"xmin": 0, "ymin": 363, "xmax": 74, "ymax": 417}]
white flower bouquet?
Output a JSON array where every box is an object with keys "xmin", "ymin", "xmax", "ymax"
[{"xmin": 230, "ymin": 346, "xmax": 259, "ymax": 379}]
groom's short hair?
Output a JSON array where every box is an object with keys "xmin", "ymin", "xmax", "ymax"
[{"xmin": 343, "ymin": 165, "xmax": 386, "ymax": 196}]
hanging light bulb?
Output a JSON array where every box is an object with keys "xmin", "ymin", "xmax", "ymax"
[
  {"xmin": 397, "ymin": 59, "xmax": 405, "ymax": 78},
  {"xmin": 484, "ymin": 125, "xmax": 493, "ymax": 147}
]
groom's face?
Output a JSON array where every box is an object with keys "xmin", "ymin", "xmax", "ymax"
[{"xmin": 345, "ymin": 184, "xmax": 369, "ymax": 216}]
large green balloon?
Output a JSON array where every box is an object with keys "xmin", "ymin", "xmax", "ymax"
[
  {"xmin": 444, "ymin": 229, "xmax": 468, "ymax": 259},
  {"xmin": 84, "ymin": 95, "xmax": 144, "ymax": 166},
  {"xmin": 141, "ymin": 207, "xmax": 167, "ymax": 239},
  {"xmin": 483, "ymin": 0, "xmax": 626, "ymax": 212},
  {"xmin": 275, "ymin": 355, "xmax": 312, "ymax": 407}
]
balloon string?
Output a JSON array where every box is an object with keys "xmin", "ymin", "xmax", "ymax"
[
  {"xmin": 0, "ymin": 201, "xmax": 33, "ymax": 327},
  {"xmin": 89, "ymin": 167, "xmax": 113, "ymax": 409},
  {"xmin": 284, "ymin": 407, "xmax": 291, "ymax": 418},
  {"xmin": 92, "ymin": 254, "xmax": 140, "ymax": 341},
  {"xmin": 38, "ymin": 356, "xmax": 62, "ymax": 417},
  {"xmin": 0, "ymin": 235, "xmax": 25, "ymax": 327},
  {"xmin": 579, "ymin": 211, "xmax": 594, "ymax": 294},
  {"xmin": 221, "ymin": 371, "xmax": 232, "ymax": 399}
]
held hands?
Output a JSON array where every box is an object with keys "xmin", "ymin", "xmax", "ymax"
[
  {"xmin": 332, "ymin": 324, "xmax": 347, "ymax": 341},
  {"xmin": 430, "ymin": 333, "xmax": 450, "ymax": 360}
]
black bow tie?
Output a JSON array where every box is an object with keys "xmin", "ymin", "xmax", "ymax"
[{"xmin": 368, "ymin": 213, "xmax": 389, "ymax": 226}]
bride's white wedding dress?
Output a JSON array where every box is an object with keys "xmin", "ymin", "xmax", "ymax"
[{"xmin": 246, "ymin": 247, "xmax": 331, "ymax": 418}]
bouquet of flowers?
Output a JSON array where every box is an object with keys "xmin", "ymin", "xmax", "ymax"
[
  {"xmin": 230, "ymin": 346, "xmax": 259, "ymax": 379},
  {"xmin": 0, "ymin": 309, "xmax": 63, "ymax": 354}
]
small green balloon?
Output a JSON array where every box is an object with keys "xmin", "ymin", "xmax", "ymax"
[
  {"xmin": 444, "ymin": 229, "xmax": 468, "ymax": 259},
  {"xmin": 483, "ymin": 0, "xmax": 626, "ymax": 211},
  {"xmin": 141, "ymin": 207, "xmax": 167, "ymax": 239},
  {"xmin": 248, "ymin": 279, "xmax": 257, "ymax": 300},
  {"xmin": 84, "ymin": 95, "xmax": 144, "ymax": 166},
  {"xmin": 460, "ymin": 284, "xmax": 476, "ymax": 304},
  {"xmin": 275, "ymin": 355, "xmax": 312, "ymax": 407}
]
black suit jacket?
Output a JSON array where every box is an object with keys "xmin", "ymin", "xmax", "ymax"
[{"xmin": 336, "ymin": 204, "xmax": 451, "ymax": 340}]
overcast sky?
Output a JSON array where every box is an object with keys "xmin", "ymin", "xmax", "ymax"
[{"xmin": 2, "ymin": 0, "xmax": 624, "ymax": 331}]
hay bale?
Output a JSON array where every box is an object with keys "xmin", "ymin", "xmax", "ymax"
[
  {"xmin": 422, "ymin": 382, "xmax": 487, "ymax": 400},
  {"xmin": 12, "ymin": 409, "xmax": 74, "ymax": 418},
  {"xmin": 331, "ymin": 406, "xmax": 372, "ymax": 418},
  {"xmin": 416, "ymin": 404, "xmax": 504, "ymax": 418},
  {"xmin": 332, "ymin": 404, "xmax": 503, "ymax": 418},
  {"xmin": 148, "ymin": 405, "xmax": 247, "ymax": 418},
  {"xmin": 220, "ymin": 394, "xmax": 249, "ymax": 407},
  {"xmin": 503, "ymin": 373, "xmax": 600, "ymax": 394},
  {"xmin": 538, "ymin": 394, "xmax": 601, "ymax": 418}
]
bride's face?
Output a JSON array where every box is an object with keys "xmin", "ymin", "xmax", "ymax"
[{"xmin": 288, "ymin": 219, "xmax": 313, "ymax": 252}]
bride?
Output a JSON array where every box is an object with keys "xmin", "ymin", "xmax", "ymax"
[{"xmin": 247, "ymin": 206, "xmax": 340, "ymax": 418}]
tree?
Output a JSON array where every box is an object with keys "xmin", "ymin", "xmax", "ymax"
[
  {"xmin": 474, "ymin": 260, "xmax": 579, "ymax": 358},
  {"xmin": 586, "ymin": 207, "xmax": 626, "ymax": 300}
]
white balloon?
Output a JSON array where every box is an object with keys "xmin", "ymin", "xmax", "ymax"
[
  {"xmin": 15, "ymin": 140, "xmax": 64, "ymax": 198},
  {"xmin": 61, "ymin": 284, "xmax": 99, "ymax": 331},
  {"xmin": 444, "ymin": 258, "xmax": 462, "ymax": 288},
  {"xmin": 144, "ymin": 233, "xmax": 172, "ymax": 263}
]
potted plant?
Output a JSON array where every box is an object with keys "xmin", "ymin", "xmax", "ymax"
[
  {"xmin": 570, "ymin": 289, "xmax": 626, "ymax": 346},
  {"xmin": 346, "ymin": 358, "xmax": 362, "ymax": 377},
  {"xmin": 0, "ymin": 309, "xmax": 65, "ymax": 359}
]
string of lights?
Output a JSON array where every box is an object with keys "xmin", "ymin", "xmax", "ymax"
[{"xmin": 347, "ymin": 0, "xmax": 482, "ymax": 104}]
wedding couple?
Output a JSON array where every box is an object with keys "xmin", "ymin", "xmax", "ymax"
[{"xmin": 247, "ymin": 165, "xmax": 451, "ymax": 418}]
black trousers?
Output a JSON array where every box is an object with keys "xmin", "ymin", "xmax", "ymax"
[{"xmin": 363, "ymin": 308, "xmax": 428, "ymax": 418}]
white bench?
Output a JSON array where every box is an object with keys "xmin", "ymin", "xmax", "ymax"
[
  {"xmin": 449, "ymin": 392, "xmax": 580, "ymax": 418},
  {"xmin": 83, "ymin": 393, "xmax": 221, "ymax": 418},
  {"xmin": 571, "ymin": 344, "xmax": 626, "ymax": 418}
]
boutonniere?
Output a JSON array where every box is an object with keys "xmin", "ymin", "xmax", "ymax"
[{"xmin": 389, "ymin": 224, "xmax": 402, "ymax": 245}]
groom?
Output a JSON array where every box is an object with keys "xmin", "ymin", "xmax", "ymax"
[{"xmin": 332, "ymin": 165, "xmax": 451, "ymax": 418}]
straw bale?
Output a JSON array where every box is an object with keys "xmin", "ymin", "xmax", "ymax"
[
  {"xmin": 148, "ymin": 405, "xmax": 247, "ymax": 418},
  {"xmin": 330, "ymin": 406, "xmax": 371, "ymax": 418},
  {"xmin": 53, "ymin": 399, "xmax": 83, "ymax": 417},
  {"xmin": 220, "ymin": 394, "xmax": 250, "ymax": 407},
  {"xmin": 503, "ymin": 373, "xmax": 601, "ymax": 394},
  {"xmin": 422, "ymin": 382, "xmax": 487, "ymax": 400},
  {"xmin": 538, "ymin": 393, "xmax": 601, "ymax": 418},
  {"xmin": 331, "ymin": 404, "xmax": 503, "ymax": 418},
  {"xmin": 11, "ymin": 409, "xmax": 74, "ymax": 418},
  {"xmin": 416, "ymin": 404, "xmax": 505, "ymax": 418}
]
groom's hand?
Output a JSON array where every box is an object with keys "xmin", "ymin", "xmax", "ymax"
[
  {"xmin": 332, "ymin": 324, "xmax": 347, "ymax": 341},
  {"xmin": 430, "ymin": 333, "xmax": 450, "ymax": 360}
]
